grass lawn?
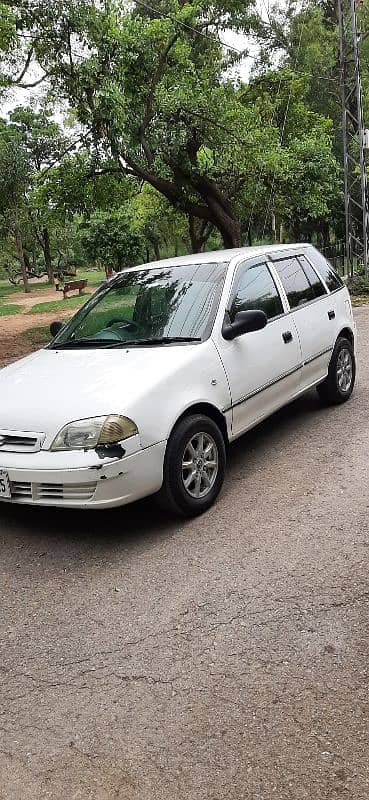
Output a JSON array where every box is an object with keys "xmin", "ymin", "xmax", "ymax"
[
  {"xmin": 0, "ymin": 281, "xmax": 53, "ymax": 299},
  {"xmin": 0, "ymin": 269, "xmax": 105, "ymax": 299},
  {"xmin": 0, "ymin": 283, "xmax": 24, "ymax": 299},
  {"xmin": 23, "ymin": 325, "xmax": 53, "ymax": 347},
  {"xmin": 351, "ymin": 294, "xmax": 369, "ymax": 306},
  {"xmin": 28, "ymin": 293, "xmax": 89, "ymax": 315},
  {"xmin": 76, "ymin": 269, "xmax": 105, "ymax": 287},
  {"xmin": 0, "ymin": 302, "xmax": 23, "ymax": 317}
]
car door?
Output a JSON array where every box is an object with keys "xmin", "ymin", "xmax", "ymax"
[
  {"xmin": 217, "ymin": 257, "xmax": 302, "ymax": 438},
  {"xmin": 269, "ymin": 252, "xmax": 336, "ymax": 387}
]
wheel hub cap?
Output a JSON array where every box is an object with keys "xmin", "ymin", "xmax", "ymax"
[
  {"xmin": 182, "ymin": 432, "xmax": 218, "ymax": 499},
  {"xmin": 336, "ymin": 347, "xmax": 353, "ymax": 392}
]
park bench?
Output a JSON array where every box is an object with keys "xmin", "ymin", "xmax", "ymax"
[{"xmin": 63, "ymin": 279, "xmax": 87, "ymax": 299}]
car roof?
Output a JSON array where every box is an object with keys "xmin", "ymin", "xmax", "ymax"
[{"xmin": 115, "ymin": 243, "xmax": 314, "ymax": 275}]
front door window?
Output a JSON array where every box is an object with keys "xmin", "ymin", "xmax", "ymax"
[{"xmin": 230, "ymin": 261, "xmax": 283, "ymax": 321}]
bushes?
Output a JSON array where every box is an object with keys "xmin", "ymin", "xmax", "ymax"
[
  {"xmin": 79, "ymin": 211, "xmax": 146, "ymax": 272},
  {"xmin": 347, "ymin": 271, "xmax": 369, "ymax": 296}
]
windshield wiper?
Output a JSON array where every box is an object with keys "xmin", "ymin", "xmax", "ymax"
[
  {"xmin": 49, "ymin": 338, "xmax": 118, "ymax": 349},
  {"xmin": 50, "ymin": 336, "xmax": 201, "ymax": 350},
  {"xmin": 106, "ymin": 336, "xmax": 202, "ymax": 348}
]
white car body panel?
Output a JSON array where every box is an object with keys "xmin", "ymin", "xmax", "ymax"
[
  {"xmin": 0, "ymin": 341, "xmax": 230, "ymax": 449},
  {"xmin": 212, "ymin": 307, "xmax": 302, "ymax": 438},
  {"xmin": 0, "ymin": 243, "xmax": 356, "ymax": 509}
]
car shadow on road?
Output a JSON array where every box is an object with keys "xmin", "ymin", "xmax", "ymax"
[
  {"xmin": 229, "ymin": 387, "xmax": 321, "ymax": 454},
  {"xmin": 0, "ymin": 388, "xmax": 330, "ymax": 551}
]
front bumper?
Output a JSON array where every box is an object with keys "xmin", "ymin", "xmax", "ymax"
[{"xmin": 0, "ymin": 441, "xmax": 166, "ymax": 509}]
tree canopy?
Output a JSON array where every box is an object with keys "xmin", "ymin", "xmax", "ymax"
[{"xmin": 0, "ymin": 0, "xmax": 368, "ymax": 287}]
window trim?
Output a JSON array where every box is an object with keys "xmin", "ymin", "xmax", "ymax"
[
  {"xmin": 226, "ymin": 257, "xmax": 287, "ymax": 323},
  {"xmin": 268, "ymin": 254, "xmax": 319, "ymax": 312},
  {"xmin": 268, "ymin": 247, "xmax": 344, "ymax": 294},
  {"xmin": 296, "ymin": 254, "xmax": 328, "ymax": 299},
  {"xmin": 300, "ymin": 251, "xmax": 344, "ymax": 294},
  {"xmin": 267, "ymin": 256, "xmax": 346, "ymax": 316}
]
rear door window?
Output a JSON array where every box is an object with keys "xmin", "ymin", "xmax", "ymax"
[
  {"xmin": 298, "ymin": 255, "xmax": 327, "ymax": 299},
  {"xmin": 273, "ymin": 257, "xmax": 315, "ymax": 309},
  {"xmin": 308, "ymin": 249, "xmax": 343, "ymax": 292}
]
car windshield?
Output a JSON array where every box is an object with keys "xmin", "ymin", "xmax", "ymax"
[{"xmin": 50, "ymin": 262, "xmax": 227, "ymax": 348}]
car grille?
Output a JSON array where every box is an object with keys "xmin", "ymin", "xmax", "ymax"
[
  {"xmin": 9, "ymin": 481, "xmax": 97, "ymax": 503},
  {"xmin": 10, "ymin": 481, "xmax": 33, "ymax": 499},
  {"xmin": 0, "ymin": 430, "xmax": 45, "ymax": 453}
]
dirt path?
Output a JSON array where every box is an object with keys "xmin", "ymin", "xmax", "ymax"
[
  {"xmin": 0, "ymin": 311, "xmax": 71, "ymax": 368},
  {"xmin": 4, "ymin": 287, "xmax": 60, "ymax": 309},
  {"xmin": 0, "ymin": 286, "xmax": 94, "ymax": 368},
  {"xmin": 4, "ymin": 286, "xmax": 93, "ymax": 310}
]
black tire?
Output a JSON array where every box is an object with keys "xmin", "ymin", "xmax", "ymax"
[
  {"xmin": 317, "ymin": 336, "xmax": 355, "ymax": 405},
  {"xmin": 156, "ymin": 414, "xmax": 226, "ymax": 517}
]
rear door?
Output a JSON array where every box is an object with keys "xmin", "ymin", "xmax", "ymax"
[
  {"xmin": 217, "ymin": 257, "xmax": 302, "ymax": 438},
  {"xmin": 269, "ymin": 252, "xmax": 336, "ymax": 387}
]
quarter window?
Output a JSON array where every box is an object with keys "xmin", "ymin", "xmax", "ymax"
[
  {"xmin": 231, "ymin": 262, "xmax": 283, "ymax": 321},
  {"xmin": 308, "ymin": 249, "xmax": 343, "ymax": 292},
  {"xmin": 298, "ymin": 255, "xmax": 327, "ymax": 299},
  {"xmin": 274, "ymin": 257, "xmax": 315, "ymax": 309}
]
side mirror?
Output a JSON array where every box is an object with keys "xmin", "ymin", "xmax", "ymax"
[
  {"xmin": 50, "ymin": 321, "xmax": 64, "ymax": 338},
  {"xmin": 222, "ymin": 309, "xmax": 268, "ymax": 341}
]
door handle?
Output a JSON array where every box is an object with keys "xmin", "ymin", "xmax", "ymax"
[
  {"xmin": 328, "ymin": 310, "xmax": 335, "ymax": 320},
  {"xmin": 282, "ymin": 331, "xmax": 293, "ymax": 343}
]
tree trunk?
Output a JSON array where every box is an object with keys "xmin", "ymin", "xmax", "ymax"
[
  {"xmin": 189, "ymin": 216, "xmax": 215, "ymax": 253},
  {"xmin": 292, "ymin": 220, "xmax": 301, "ymax": 242},
  {"xmin": 153, "ymin": 240, "xmax": 160, "ymax": 261},
  {"xmin": 119, "ymin": 156, "xmax": 244, "ymax": 253},
  {"xmin": 192, "ymin": 178, "xmax": 242, "ymax": 250},
  {"xmin": 14, "ymin": 224, "xmax": 29, "ymax": 293},
  {"xmin": 119, "ymin": 155, "xmax": 243, "ymax": 253},
  {"xmin": 322, "ymin": 220, "xmax": 330, "ymax": 249},
  {"xmin": 199, "ymin": 194, "xmax": 241, "ymax": 249},
  {"xmin": 189, "ymin": 216, "xmax": 207, "ymax": 253},
  {"xmin": 42, "ymin": 227, "xmax": 54, "ymax": 283},
  {"xmin": 24, "ymin": 251, "xmax": 31, "ymax": 272},
  {"xmin": 219, "ymin": 216, "xmax": 241, "ymax": 249}
]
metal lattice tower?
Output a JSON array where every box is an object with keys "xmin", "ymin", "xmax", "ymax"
[{"xmin": 338, "ymin": 0, "xmax": 369, "ymax": 277}]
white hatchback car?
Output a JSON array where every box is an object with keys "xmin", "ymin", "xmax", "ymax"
[{"xmin": 0, "ymin": 244, "xmax": 355, "ymax": 516}]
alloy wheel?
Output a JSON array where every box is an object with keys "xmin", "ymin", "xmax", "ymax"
[
  {"xmin": 181, "ymin": 432, "xmax": 219, "ymax": 499},
  {"xmin": 336, "ymin": 347, "xmax": 353, "ymax": 392}
]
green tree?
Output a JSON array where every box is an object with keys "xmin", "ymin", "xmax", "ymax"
[
  {"xmin": 9, "ymin": 106, "xmax": 71, "ymax": 282},
  {"xmin": 245, "ymin": 69, "xmax": 342, "ymax": 241},
  {"xmin": 79, "ymin": 209, "xmax": 145, "ymax": 272},
  {"xmin": 0, "ymin": 120, "xmax": 31, "ymax": 291},
  {"xmin": 131, "ymin": 184, "xmax": 190, "ymax": 259},
  {"xmin": 2, "ymin": 0, "xmax": 284, "ymax": 248}
]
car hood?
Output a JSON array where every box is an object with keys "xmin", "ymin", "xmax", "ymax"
[{"xmin": 0, "ymin": 345, "xmax": 200, "ymax": 443}]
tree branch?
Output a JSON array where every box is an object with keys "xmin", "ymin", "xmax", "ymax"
[
  {"xmin": 17, "ymin": 72, "xmax": 49, "ymax": 89},
  {"xmin": 40, "ymin": 135, "xmax": 84, "ymax": 175},
  {"xmin": 117, "ymin": 152, "xmax": 211, "ymax": 220},
  {"xmin": 138, "ymin": 32, "xmax": 180, "ymax": 164},
  {"xmin": 27, "ymin": 208, "xmax": 44, "ymax": 249},
  {"xmin": 84, "ymin": 166, "xmax": 126, "ymax": 180},
  {"xmin": 14, "ymin": 46, "xmax": 35, "ymax": 84},
  {"xmin": 66, "ymin": 20, "xmax": 75, "ymax": 80}
]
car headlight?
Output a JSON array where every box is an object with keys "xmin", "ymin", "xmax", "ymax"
[{"xmin": 50, "ymin": 415, "xmax": 138, "ymax": 451}]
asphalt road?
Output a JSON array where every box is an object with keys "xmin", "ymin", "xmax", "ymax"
[{"xmin": 1, "ymin": 307, "xmax": 369, "ymax": 800}]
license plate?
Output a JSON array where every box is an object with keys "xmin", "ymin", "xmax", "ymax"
[{"xmin": 0, "ymin": 470, "xmax": 11, "ymax": 500}]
